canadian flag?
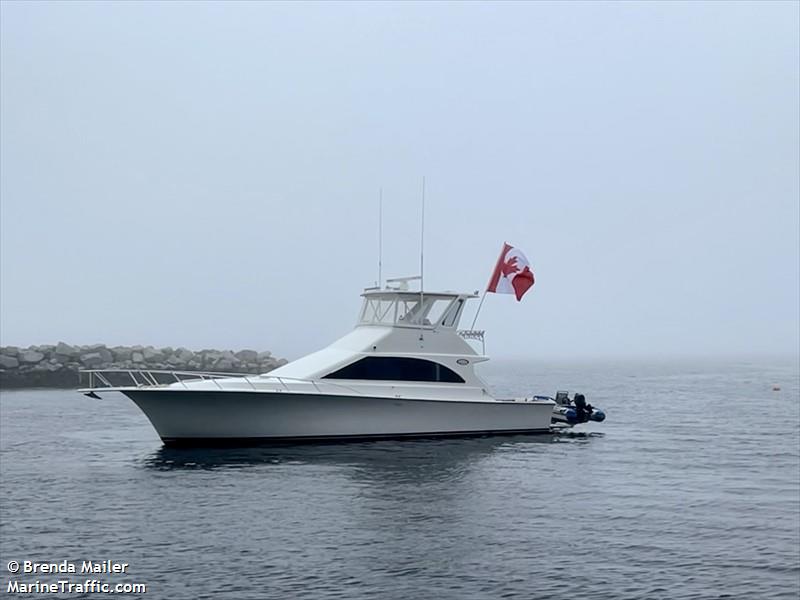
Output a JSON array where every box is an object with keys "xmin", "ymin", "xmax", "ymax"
[{"xmin": 486, "ymin": 243, "xmax": 535, "ymax": 301}]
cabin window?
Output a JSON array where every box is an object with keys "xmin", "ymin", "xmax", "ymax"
[
  {"xmin": 358, "ymin": 295, "xmax": 461, "ymax": 327},
  {"xmin": 360, "ymin": 298, "xmax": 396, "ymax": 324},
  {"xmin": 396, "ymin": 299, "xmax": 418, "ymax": 324},
  {"xmin": 441, "ymin": 299, "xmax": 464, "ymax": 328},
  {"xmin": 394, "ymin": 298, "xmax": 453, "ymax": 326},
  {"xmin": 425, "ymin": 299, "xmax": 451, "ymax": 325},
  {"xmin": 323, "ymin": 357, "xmax": 465, "ymax": 383}
]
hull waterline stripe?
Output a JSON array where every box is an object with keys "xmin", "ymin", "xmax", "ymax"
[{"xmin": 160, "ymin": 428, "xmax": 553, "ymax": 447}]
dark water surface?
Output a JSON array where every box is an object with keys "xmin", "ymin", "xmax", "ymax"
[{"xmin": 1, "ymin": 359, "xmax": 798, "ymax": 599}]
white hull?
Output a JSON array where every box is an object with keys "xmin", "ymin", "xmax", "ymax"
[{"xmin": 123, "ymin": 390, "xmax": 555, "ymax": 444}]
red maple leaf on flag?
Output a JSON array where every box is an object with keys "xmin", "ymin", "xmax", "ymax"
[{"xmin": 500, "ymin": 255, "xmax": 520, "ymax": 277}]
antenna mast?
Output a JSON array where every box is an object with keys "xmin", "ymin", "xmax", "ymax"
[
  {"xmin": 420, "ymin": 177, "xmax": 425, "ymax": 294},
  {"xmin": 377, "ymin": 188, "xmax": 383, "ymax": 288},
  {"xmin": 419, "ymin": 176, "xmax": 425, "ymax": 341}
]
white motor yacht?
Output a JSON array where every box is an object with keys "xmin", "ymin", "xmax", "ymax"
[{"xmin": 80, "ymin": 282, "xmax": 604, "ymax": 445}]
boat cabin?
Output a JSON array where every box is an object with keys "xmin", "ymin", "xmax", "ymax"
[{"xmin": 264, "ymin": 287, "xmax": 486, "ymax": 385}]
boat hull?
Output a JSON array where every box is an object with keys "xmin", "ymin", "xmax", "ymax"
[{"xmin": 122, "ymin": 390, "xmax": 554, "ymax": 446}]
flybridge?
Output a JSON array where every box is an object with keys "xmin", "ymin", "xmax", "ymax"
[{"xmin": 357, "ymin": 288, "xmax": 477, "ymax": 330}]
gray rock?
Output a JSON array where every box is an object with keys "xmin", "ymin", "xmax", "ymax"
[
  {"xmin": 113, "ymin": 347, "xmax": 132, "ymax": 361},
  {"xmin": 80, "ymin": 352, "xmax": 104, "ymax": 367},
  {"xmin": 20, "ymin": 351, "xmax": 45, "ymax": 364},
  {"xmin": 167, "ymin": 355, "xmax": 184, "ymax": 366},
  {"xmin": 275, "ymin": 358, "xmax": 289, "ymax": 367},
  {"xmin": 203, "ymin": 351, "xmax": 222, "ymax": 362},
  {"xmin": 0, "ymin": 355, "xmax": 19, "ymax": 369},
  {"xmin": 55, "ymin": 342, "xmax": 79, "ymax": 357},
  {"xmin": 236, "ymin": 349, "xmax": 258, "ymax": 362},
  {"xmin": 0, "ymin": 343, "xmax": 283, "ymax": 387},
  {"xmin": 142, "ymin": 347, "xmax": 163, "ymax": 361},
  {"xmin": 215, "ymin": 358, "xmax": 234, "ymax": 371}
]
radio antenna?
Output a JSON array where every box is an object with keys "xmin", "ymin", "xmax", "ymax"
[
  {"xmin": 420, "ymin": 177, "xmax": 425, "ymax": 293},
  {"xmin": 419, "ymin": 176, "xmax": 425, "ymax": 341},
  {"xmin": 377, "ymin": 187, "xmax": 383, "ymax": 288}
]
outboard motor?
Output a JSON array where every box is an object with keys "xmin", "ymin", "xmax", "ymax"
[
  {"xmin": 551, "ymin": 392, "xmax": 606, "ymax": 426},
  {"xmin": 573, "ymin": 393, "xmax": 590, "ymax": 422}
]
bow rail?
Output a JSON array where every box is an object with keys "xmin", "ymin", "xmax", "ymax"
[{"xmin": 79, "ymin": 369, "xmax": 365, "ymax": 396}]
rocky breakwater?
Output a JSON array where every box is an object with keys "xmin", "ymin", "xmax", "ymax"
[{"xmin": 0, "ymin": 343, "xmax": 288, "ymax": 389}]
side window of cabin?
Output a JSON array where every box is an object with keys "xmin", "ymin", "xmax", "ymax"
[
  {"xmin": 425, "ymin": 299, "xmax": 451, "ymax": 326},
  {"xmin": 323, "ymin": 357, "xmax": 465, "ymax": 383},
  {"xmin": 441, "ymin": 299, "xmax": 464, "ymax": 328}
]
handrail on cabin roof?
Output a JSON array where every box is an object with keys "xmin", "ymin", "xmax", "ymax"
[{"xmin": 361, "ymin": 289, "xmax": 479, "ymax": 299}]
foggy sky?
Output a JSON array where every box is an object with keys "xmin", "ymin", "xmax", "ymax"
[{"xmin": 1, "ymin": 1, "xmax": 798, "ymax": 360}]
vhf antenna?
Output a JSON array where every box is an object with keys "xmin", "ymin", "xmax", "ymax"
[
  {"xmin": 419, "ymin": 176, "xmax": 425, "ymax": 342},
  {"xmin": 377, "ymin": 187, "xmax": 383, "ymax": 289}
]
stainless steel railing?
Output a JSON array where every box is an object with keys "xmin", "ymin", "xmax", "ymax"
[
  {"xmin": 457, "ymin": 329, "xmax": 486, "ymax": 354},
  {"xmin": 79, "ymin": 369, "xmax": 366, "ymax": 396}
]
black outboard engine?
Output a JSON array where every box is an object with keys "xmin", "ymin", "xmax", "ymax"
[
  {"xmin": 552, "ymin": 392, "xmax": 606, "ymax": 426},
  {"xmin": 573, "ymin": 393, "xmax": 591, "ymax": 422}
]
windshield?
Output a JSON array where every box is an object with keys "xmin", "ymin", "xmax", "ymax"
[{"xmin": 358, "ymin": 296, "xmax": 459, "ymax": 327}]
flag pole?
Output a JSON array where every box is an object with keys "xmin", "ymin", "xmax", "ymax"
[
  {"xmin": 470, "ymin": 290, "xmax": 488, "ymax": 330},
  {"xmin": 471, "ymin": 241, "xmax": 503, "ymax": 330}
]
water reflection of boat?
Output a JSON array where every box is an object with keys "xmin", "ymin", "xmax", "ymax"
[
  {"xmin": 144, "ymin": 434, "xmax": 560, "ymax": 471},
  {"xmin": 141, "ymin": 435, "xmax": 560, "ymax": 477}
]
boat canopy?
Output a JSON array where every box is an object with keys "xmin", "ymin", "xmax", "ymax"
[{"xmin": 358, "ymin": 290, "xmax": 477, "ymax": 329}]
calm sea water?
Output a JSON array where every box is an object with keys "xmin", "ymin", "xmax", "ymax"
[{"xmin": 1, "ymin": 358, "xmax": 798, "ymax": 600}]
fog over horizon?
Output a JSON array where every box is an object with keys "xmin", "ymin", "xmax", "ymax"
[{"xmin": 1, "ymin": 1, "xmax": 798, "ymax": 361}]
